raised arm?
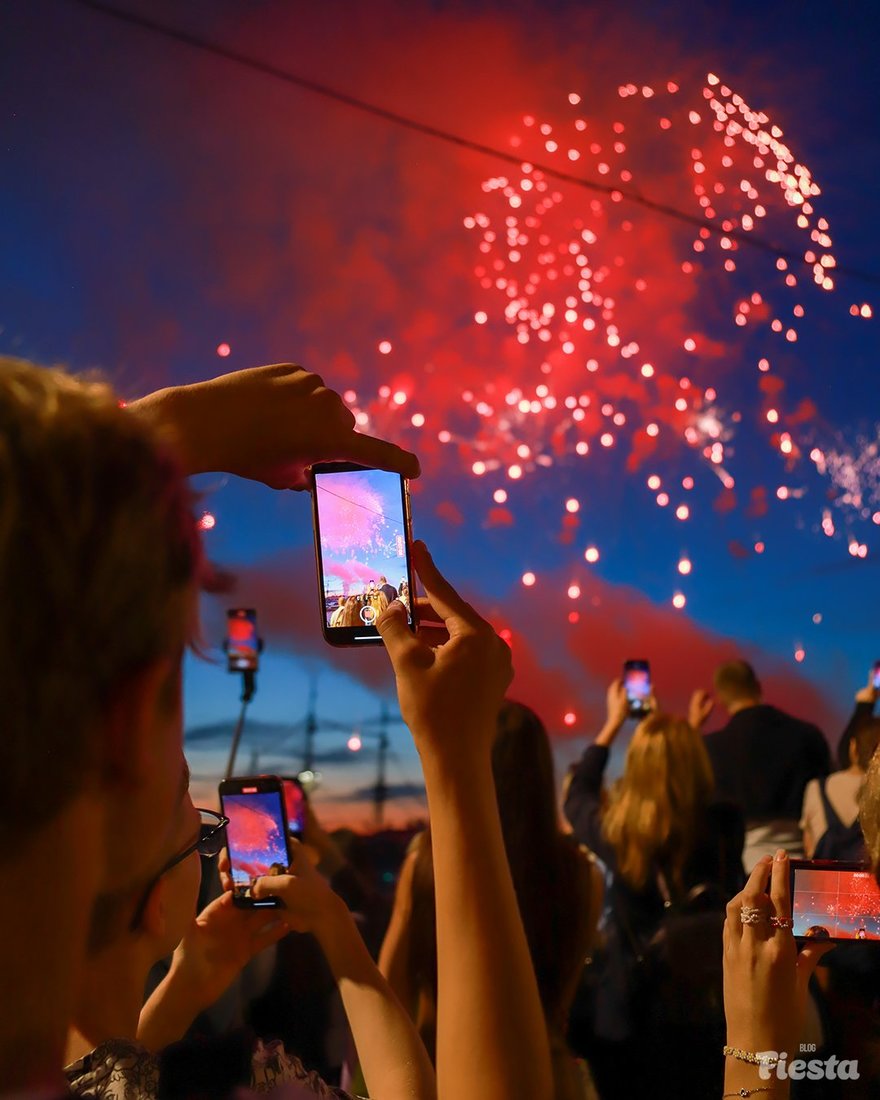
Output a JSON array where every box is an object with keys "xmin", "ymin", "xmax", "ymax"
[
  {"xmin": 378, "ymin": 847, "xmax": 420, "ymax": 1018},
  {"xmin": 378, "ymin": 543, "xmax": 552, "ymax": 1100},
  {"xmin": 251, "ymin": 843, "xmax": 435, "ymax": 1100},
  {"xmin": 127, "ymin": 363, "xmax": 419, "ymax": 488},
  {"xmin": 564, "ymin": 679, "xmax": 628, "ymax": 856}
]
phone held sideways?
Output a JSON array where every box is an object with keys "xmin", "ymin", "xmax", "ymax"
[{"xmin": 310, "ymin": 461, "xmax": 417, "ymax": 647}]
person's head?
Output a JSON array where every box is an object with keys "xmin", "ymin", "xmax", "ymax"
[
  {"xmin": 713, "ymin": 659, "xmax": 762, "ymax": 710},
  {"xmin": 603, "ymin": 712, "xmax": 715, "ymax": 891},
  {"xmin": 860, "ymin": 746, "xmax": 880, "ymax": 885},
  {"xmin": 850, "ymin": 718, "xmax": 880, "ymax": 772},
  {"xmin": 379, "ymin": 575, "xmax": 387, "ymax": 584},
  {"xmin": 0, "ymin": 359, "xmax": 202, "ymax": 898}
]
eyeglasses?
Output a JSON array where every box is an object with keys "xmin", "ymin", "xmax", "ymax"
[{"xmin": 129, "ymin": 808, "xmax": 229, "ymax": 931}]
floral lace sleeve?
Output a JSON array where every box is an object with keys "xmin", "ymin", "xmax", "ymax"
[
  {"xmin": 64, "ymin": 1038, "xmax": 159, "ymax": 1099},
  {"xmin": 248, "ymin": 1039, "xmax": 362, "ymax": 1098}
]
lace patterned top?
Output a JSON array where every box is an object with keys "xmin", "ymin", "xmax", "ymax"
[{"xmin": 64, "ymin": 1037, "xmax": 360, "ymax": 1099}]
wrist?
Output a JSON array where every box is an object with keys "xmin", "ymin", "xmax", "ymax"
[
  {"xmin": 160, "ymin": 950, "xmax": 211, "ymax": 1016},
  {"xmin": 127, "ymin": 384, "xmax": 200, "ymax": 473}
]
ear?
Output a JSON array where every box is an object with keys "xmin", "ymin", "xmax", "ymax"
[{"xmin": 102, "ymin": 657, "xmax": 175, "ymax": 790}]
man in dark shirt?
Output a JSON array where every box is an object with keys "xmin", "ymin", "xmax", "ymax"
[
  {"xmin": 690, "ymin": 659, "xmax": 830, "ymax": 867},
  {"xmin": 378, "ymin": 575, "xmax": 398, "ymax": 604}
]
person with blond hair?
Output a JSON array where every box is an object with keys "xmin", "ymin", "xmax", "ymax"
[{"xmin": 564, "ymin": 679, "xmax": 744, "ymax": 1098}]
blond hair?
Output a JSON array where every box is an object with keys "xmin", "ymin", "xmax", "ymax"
[
  {"xmin": 601, "ymin": 712, "xmax": 715, "ymax": 892},
  {"xmin": 0, "ymin": 358, "xmax": 201, "ymax": 844}
]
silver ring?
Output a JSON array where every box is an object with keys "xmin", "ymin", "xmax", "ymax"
[{"xmin": 740, "ymin": 907, "xmax": 769, "ymax": 925}]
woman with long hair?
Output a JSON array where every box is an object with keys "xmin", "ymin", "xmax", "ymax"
[
  {"xmin": 379, "ymin": 700, "xmax": 603, "ymax": 1099},
  {"xmin": 564, "ymin": 679, "xmax": 744, "ymax": 1099}
]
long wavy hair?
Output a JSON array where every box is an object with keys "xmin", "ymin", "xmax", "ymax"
[{"xmin": 601, "ymin": 712, "xmax": 715, "ymax": 892}]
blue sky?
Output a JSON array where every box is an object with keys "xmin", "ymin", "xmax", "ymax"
[{"xmin": 4, "ymin": 0, "xmax": 879, "ymax": 824}]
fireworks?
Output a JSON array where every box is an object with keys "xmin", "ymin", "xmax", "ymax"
[{"xmin": 335, "ymin": 71, "xmax": 874, "ymax": 647}]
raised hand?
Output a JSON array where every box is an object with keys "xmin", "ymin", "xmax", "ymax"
[{"xmin": 129, "ymin": 363, "xmax": 420, "ymax": 489}]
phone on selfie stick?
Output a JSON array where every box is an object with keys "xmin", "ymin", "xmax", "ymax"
[
  {"xmin": 311, "ymin": 462, "xmax": 417, "ymax": 647},
  {"xmin": 623, "ymin": 659, "xmax": 652, "ymax": 718},
  {"xmin": 223, "ymin": 609, "xmax": 263, "ymax": 779},
  {"xmin": 219, "ymin": 775, "xmax": 290, "ymax": 909}
]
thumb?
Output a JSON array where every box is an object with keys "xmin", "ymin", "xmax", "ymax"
[
  {"xmin": 376, "ymin": 599, "xmax": 419, "ymax": 664},
  {"xmin": 251, "ymin": 875, "xmax": 294, "ymax": 903}
]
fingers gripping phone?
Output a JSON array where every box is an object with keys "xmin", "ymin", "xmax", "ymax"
[
  {"xmin": 226, "ymin": 609, "xmax": 260, "ymax": 673},
  {"xmin": 789, "ymin": 859, "xmax": 880, "ymax": 943},
  {"xmin": 311, "ymin": 462, "xmax": 417, "ymax": 646},
  {"xmin": 219, "ymin": 776, "xmax": 290, "ymax": 908},
  {"xmin": 623, "ymin": 659, "xmax": 652, "ymax": 718}
]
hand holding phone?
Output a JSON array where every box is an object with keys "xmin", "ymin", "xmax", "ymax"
[
  {"xmin": 623, "ymin": 659, "xmax": 652, "ymax": 718},
  {"xmin": 311, "ymin": 462, "xmax": 416, "ymax": 647},
  {"xmin": 219, "ymin": 776, "xmax": 290, "ymax": 908}
]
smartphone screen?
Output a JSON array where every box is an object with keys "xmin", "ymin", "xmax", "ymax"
[
  {"xmin": 623, "ymin": 659, "xmax": 651, "ymax": 717},
  {"xmin": 872, "ymin": 661, "xmax": 880, "ymax": 691},
  {"xmin": 790, "ymin": 860, "xmax": 880, "ymax": 942},
  {"xmin": 312, "ymin": 463, "xmax": 415, "ymax": 646},
  {"xmin": 226, "ymin": 609, "xmax": 259, "ymax": 673},
  {"xmin": 282, "ymin": 777, "xmax": 306, "ymax": 839},
  {"xmin": 219, "ymin": 778, "xmax": 289, "ymax": 908}
]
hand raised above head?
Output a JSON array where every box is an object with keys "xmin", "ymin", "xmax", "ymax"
[
  {"xmin": 377, "ymin": 541, "xmax": 513, "ymax": 767},
  {"xmin": 688, "ymin": 687, "xmax": 715, "ymax": 730},
  {"xmin": 130, "ymin": 363, "xmax": 420, "ymax": 489}
]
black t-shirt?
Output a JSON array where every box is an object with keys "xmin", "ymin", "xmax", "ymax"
[{"xmin": 704, "ymin": 704, "xmax": 830, "ymax": 823}]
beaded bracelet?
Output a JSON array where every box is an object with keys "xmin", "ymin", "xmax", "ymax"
[
  {"xmin": 723, "ymin": 1045, "xmax": 779, "ymax": 1067},
  {"xmin": 722, "ymin": 1088, "xmax": 778, "ymax": 1098}
]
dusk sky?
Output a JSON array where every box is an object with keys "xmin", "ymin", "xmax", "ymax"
[{"xmin": 4, "ymin": 0, "xmax": 879, "ymax": 826}]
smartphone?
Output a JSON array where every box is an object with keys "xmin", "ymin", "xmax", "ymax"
[
  {"xmin": 282, "ymin": 776, "xmax": 307, "ymax": 839},
  {"xmin": 226, "ymin": 608, "xmax": 259, "ymax": 673},
  {"xmin": 218, "ymin": 775, "xmax": 290, "ymax": 908},
  {"xmin": 872, "ymin": 661, "xmax": 880, "ymax": 691},
  {"xmin": 311, "ymin": 462, "xmax": 416, "ymax": 646},
  {"xmin": 623, "ymin": 659, "xmax": 652, "ymax": 718},
  {"xmin": 789, "ymin": 859, "xmax": 880, "ymax": 943}
]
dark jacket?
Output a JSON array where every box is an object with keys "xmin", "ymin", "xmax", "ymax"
[{"xmin": 704, "ymin": 704, "xmax": 830, "ymax": 825}]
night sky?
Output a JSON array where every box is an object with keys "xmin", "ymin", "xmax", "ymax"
[{"xmin": 4, "ymin": 0, "xmax": 879, "ymax": 826}]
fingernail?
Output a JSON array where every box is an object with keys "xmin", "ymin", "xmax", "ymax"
[{"xmin": 774, "ymin": 848, "xmax": 788, "ymax": 861}]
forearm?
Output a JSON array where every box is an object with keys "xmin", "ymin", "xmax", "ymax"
[
  {"xmin": 137, "ymin": 958, "xmax": 205, "ymax": 1051},
  {"xmin": 317, "ymin": 903, "xmax": 435, "ymax": 1100},
  {"xmin": 421, "ymin": 747, "xmax": 552, "ymax": 1100},
  {"xmin": 378, "ymin": 907, "xmax": 417, "ymax": 1018}
]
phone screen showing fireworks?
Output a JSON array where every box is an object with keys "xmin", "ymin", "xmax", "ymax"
[
  {"xmin": 226, "ymin": 609, "xmax": 259, "ymax": 673},
  {"xmin": 219, "ymin": 779, "xmax": 289, "ymax": 908},
  {"xmin": 790, "ymin": 860, "xmax": 880, "ymax": 943},
  {"xmin": 872, "ymin": 661, "xmax": 880, "ymax": 691},
  {"xmin": 623, "ymin": 660, "xmax": 651, "ymax": 717},
  {"xmin": 312, "ymin": 462, "xmax": 415, "ymax": 646}
]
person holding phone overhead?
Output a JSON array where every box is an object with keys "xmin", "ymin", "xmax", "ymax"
[{"xmin": 564, "ymin": 678, "xmax": 744, "ymax": 1099}]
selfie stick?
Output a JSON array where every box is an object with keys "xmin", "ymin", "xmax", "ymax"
[{"xmin": 224, "ymin": 667, "xmax": 257, "ymax": 780}]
